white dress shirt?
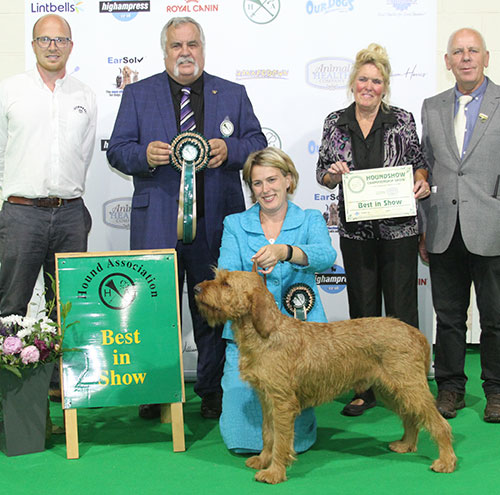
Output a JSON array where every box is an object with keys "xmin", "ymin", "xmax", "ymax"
[{"xmin": 0, "ymin": 68, "xmax": 97, "ymax": 200}]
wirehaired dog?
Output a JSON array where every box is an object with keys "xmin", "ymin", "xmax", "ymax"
[{"xmin": 194, "ymin": 269, "xmax": 456, "ymax": 484}]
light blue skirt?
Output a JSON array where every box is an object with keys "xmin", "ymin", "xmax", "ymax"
[{"xmin": 220, "ymin": 341, "xmax": 317, "ymax": 454}]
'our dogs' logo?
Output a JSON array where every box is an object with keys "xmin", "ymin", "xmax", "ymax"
[
  {"xmin": 305, "ymin": 0, "xmax": 354, "ymax": 15},
  {"xmin": 306, "ymin": 57, "xmax": 353, "ymax": 90}
]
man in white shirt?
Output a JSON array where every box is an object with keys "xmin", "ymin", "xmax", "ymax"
[{"xmin": 0, "ymin": 15, "xmax": 96, "ymax": 326}]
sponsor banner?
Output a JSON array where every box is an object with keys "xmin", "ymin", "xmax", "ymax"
[{"xmin": 24, "ymin": 0, "xmax": 439, "ymax": 356}]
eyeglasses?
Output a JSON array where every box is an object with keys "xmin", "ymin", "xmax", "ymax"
[{"xmin": 33, "ymin": 36, "xmax": 72, "ymax": 49}]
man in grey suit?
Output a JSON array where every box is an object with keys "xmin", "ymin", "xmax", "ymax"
[{"xmin": 420, "ymin": 28, "xmax": 500, "ymax": 422}]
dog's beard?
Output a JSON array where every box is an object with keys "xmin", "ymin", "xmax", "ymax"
[
  {"xmin": 174, "ymin": 56, "xmax": 199, "ymax": 78},
  {"xmin": 196, "ymin": 300, "xmax": 228, "ymax": 327}
]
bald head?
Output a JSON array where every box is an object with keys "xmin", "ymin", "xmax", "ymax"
[
  {"xmin": 445, "ymin": 28, "xmax": 489, "ymax": 94},
  {"xmin": 33, "ymin": 14, "xmax": 72, "ymax": 40}
]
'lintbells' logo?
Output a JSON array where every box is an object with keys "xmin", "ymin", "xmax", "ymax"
[
  {"xmin": 103, "ymin": 198, "xmax": 132, "ymax": 230},
  {"xmin": 305, "ymin": 0, "xmax": 354, "ymax": 15},
  {"xmin": 31, "ymin": 1, "xmax": 83, "ymax": 13},
  {"xmin": 306, "ymin": 57, "xmax": 353, "ymax": 90}
]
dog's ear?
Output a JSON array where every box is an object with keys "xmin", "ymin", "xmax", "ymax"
[{"xmin": 250, "ymin": 289, "xmax": 272, "ymax": 338}]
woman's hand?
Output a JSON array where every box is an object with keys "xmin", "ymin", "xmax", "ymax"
[
  {"xmin": 252, "ymin": 244, "xmax": 287, "ymax": 274},
  {"xmin": 414, "ymin": 179, "xmax": 431, "ymax": 199},
  {"xmin": 323, "ymin": 161, "xmax": 350, "ymax": 188}
]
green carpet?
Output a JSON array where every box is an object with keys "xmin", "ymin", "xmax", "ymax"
[{"xmin": 1, "ymin": 346, "xmax": 497, "ymax": 495}]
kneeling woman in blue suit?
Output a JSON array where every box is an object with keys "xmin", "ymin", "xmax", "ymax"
[{"xmin": 217, "ymin": 147, "xmax": 337, "ymax": 453}]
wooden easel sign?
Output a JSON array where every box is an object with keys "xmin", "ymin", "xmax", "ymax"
[{"xmin": 55, "ymin": 249, "xmax": 185, "ymax": 459}]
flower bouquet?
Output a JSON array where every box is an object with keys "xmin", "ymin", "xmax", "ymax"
[
  {"xmin": 0, "ymin": 299, "xmax": 75, "ymax": 456},
  {"xmin": 0, "ymin": 315, "xmax": 62, "ymax": 378}
]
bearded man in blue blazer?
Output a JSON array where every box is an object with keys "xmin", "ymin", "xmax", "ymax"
[
  {"xmin": 420, "ymin": 28, "xmax": 500, "ymax": 423},
  {"xmin": 107, "ymin": 16, "xmax": 266, "ymax": 419}
]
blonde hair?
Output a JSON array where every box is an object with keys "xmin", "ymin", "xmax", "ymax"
[
  {"xmin": 243, "ymin": 147, "xmax": 299, "ymax": 203},
  {"xmin": 348, "ymin": 43, "xmax": 391, "ymax": 110}
]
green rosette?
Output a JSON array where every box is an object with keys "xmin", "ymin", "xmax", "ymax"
[
  {"xmin": 170, "ymin": 132, "xmax": 210, "ymax": 244},
  {"xmin": 283, "ymin": 283, "xmax": 315, "ymax": 321}
]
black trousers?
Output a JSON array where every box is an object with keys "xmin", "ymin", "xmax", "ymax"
[
  {"xmin": 340, "ymin": 235, "xmax": 419, "ymax": 327},
  {"xmin": 176, "ymin": 218, "xmax": 225, "ymax": 399},
  {"xmin": 429, "ymin": 221, "xmax": 500, "ymax": 396}
]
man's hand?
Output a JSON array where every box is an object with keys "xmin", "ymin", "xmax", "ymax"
[
  {"xmin": 147, "ymin": 141, "xmax": 171, "ymax": 168},
  {"xmin": 418, "ymin": 234, "xmax": 429, "ymax": 263},
  {"xmin": 208, "ymin": 138, "xmax": 228, "ymax": 168}
]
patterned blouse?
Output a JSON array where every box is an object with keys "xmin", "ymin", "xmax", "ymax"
[{"xmin": 316, "ymin": 103, "xmax": 427, "ymax": 241}]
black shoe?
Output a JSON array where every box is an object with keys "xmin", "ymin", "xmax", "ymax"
[
  {"xmin": 201, "ymin": 392, "xmax": 222, "ymax": 419},
  {"xmin": 139, "ymin": 403, "xmax": 161, "ymax": 419},
  {"xmin": 436, "ymin": 390, "xmax": 465, "ymax": 419},
  {"xmin": 484, "ymin": 394, "xmax": 500, "ymax": 423},
  {"xmin": 341, "ymin": 389, "xmax": 376, "ymax": 417}
]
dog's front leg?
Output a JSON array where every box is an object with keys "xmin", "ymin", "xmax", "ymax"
[
  {"xmin": 246, "ymin": 392, "xmax": 273, "ymax": 470},
  {"xmin": 254, "ymin": 398, "xmax": 298, "ymax": 484}
]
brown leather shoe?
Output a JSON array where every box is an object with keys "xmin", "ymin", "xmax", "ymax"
[
  {"xmin": 484, "ymin": 394, "xmax": 500, "ymax": 423},
  {"xmin": 436, "ymin": 390, "xmax": 465, "ymax": 419}
]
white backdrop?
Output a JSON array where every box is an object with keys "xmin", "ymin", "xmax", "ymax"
[{"xmin": 25, "ymin": 0, "xmax": 437, "ymax": 377}]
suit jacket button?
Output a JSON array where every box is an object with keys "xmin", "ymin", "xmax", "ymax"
[{"xmin": 452, "ymin": 199, "xmax": 457, "ymax": 205}]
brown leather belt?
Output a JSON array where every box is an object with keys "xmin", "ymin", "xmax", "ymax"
[{"xmin": 7, "ymin": 196, "xmax": 80, "ymax": 208}]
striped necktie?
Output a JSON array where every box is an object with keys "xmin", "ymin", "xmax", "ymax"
[{"xmin": 180, "ymin": 87, "xmax": 196, "ymax": 132}]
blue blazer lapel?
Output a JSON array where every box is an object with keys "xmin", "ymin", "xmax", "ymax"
[{"xmin": 154, "ymin": 72, "xmax": 178, "ymax": 141}]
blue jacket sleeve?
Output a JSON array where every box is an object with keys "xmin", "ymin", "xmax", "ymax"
[{"xmin": 294, "ymin": 210, "xmax": 337, "ymax": 273}]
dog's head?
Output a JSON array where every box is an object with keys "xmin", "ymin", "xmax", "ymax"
[{"xmin": 195, "ymin": 269, "xmax": 276, "ymax": 338}]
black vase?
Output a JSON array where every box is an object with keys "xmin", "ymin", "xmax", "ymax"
[{"xmin": 0, "ymin": 362, "xmax": 55, "ymax": 456}]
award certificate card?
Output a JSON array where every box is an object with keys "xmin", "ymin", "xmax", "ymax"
[{"xmin": 342, "ymin": 165, "xmax": 416, "ymax": 222}]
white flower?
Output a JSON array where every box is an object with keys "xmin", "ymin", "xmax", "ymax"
[
  {"xmin": 17, "ymin": 328, "xmax": 33, "ymax": 339},
  {"xmin": 39, "ymin": 317, "xmax": 57, "ymax": 334},
  {"xmin": 19, "ymin": 316, "xmax": 37, "ymax": 330},
  {"xmin": 0, "ymin": 315, "xmax": 24, "ymax": 326}
]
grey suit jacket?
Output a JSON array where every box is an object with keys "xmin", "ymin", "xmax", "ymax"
[{"xmin": 421, "ymin": 79, "xmax": 500, "ymax": 256}]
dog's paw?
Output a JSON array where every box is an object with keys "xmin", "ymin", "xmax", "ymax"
[
  {"xmin": 255, "ymin": 468, "xmax": 287, "ymax": 484},
  {"xmin": 246, "ymin": 455, "xmax": 266, "ymax": 470},
  {"xmin": 430, "ymin": 456, "xmax": 457, "ymax": 473},
  {"xmin": 389, "ymin": 440, "xmax": 417, "ymax": 453}
]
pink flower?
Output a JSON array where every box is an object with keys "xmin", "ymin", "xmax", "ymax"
[
  {"xmin": 20, "ymin": 345, "xmax": 40, "ymax": 364},
  {"xmin": 3, "ymin": 336, "xmax": 23, "ymax": 354}
]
